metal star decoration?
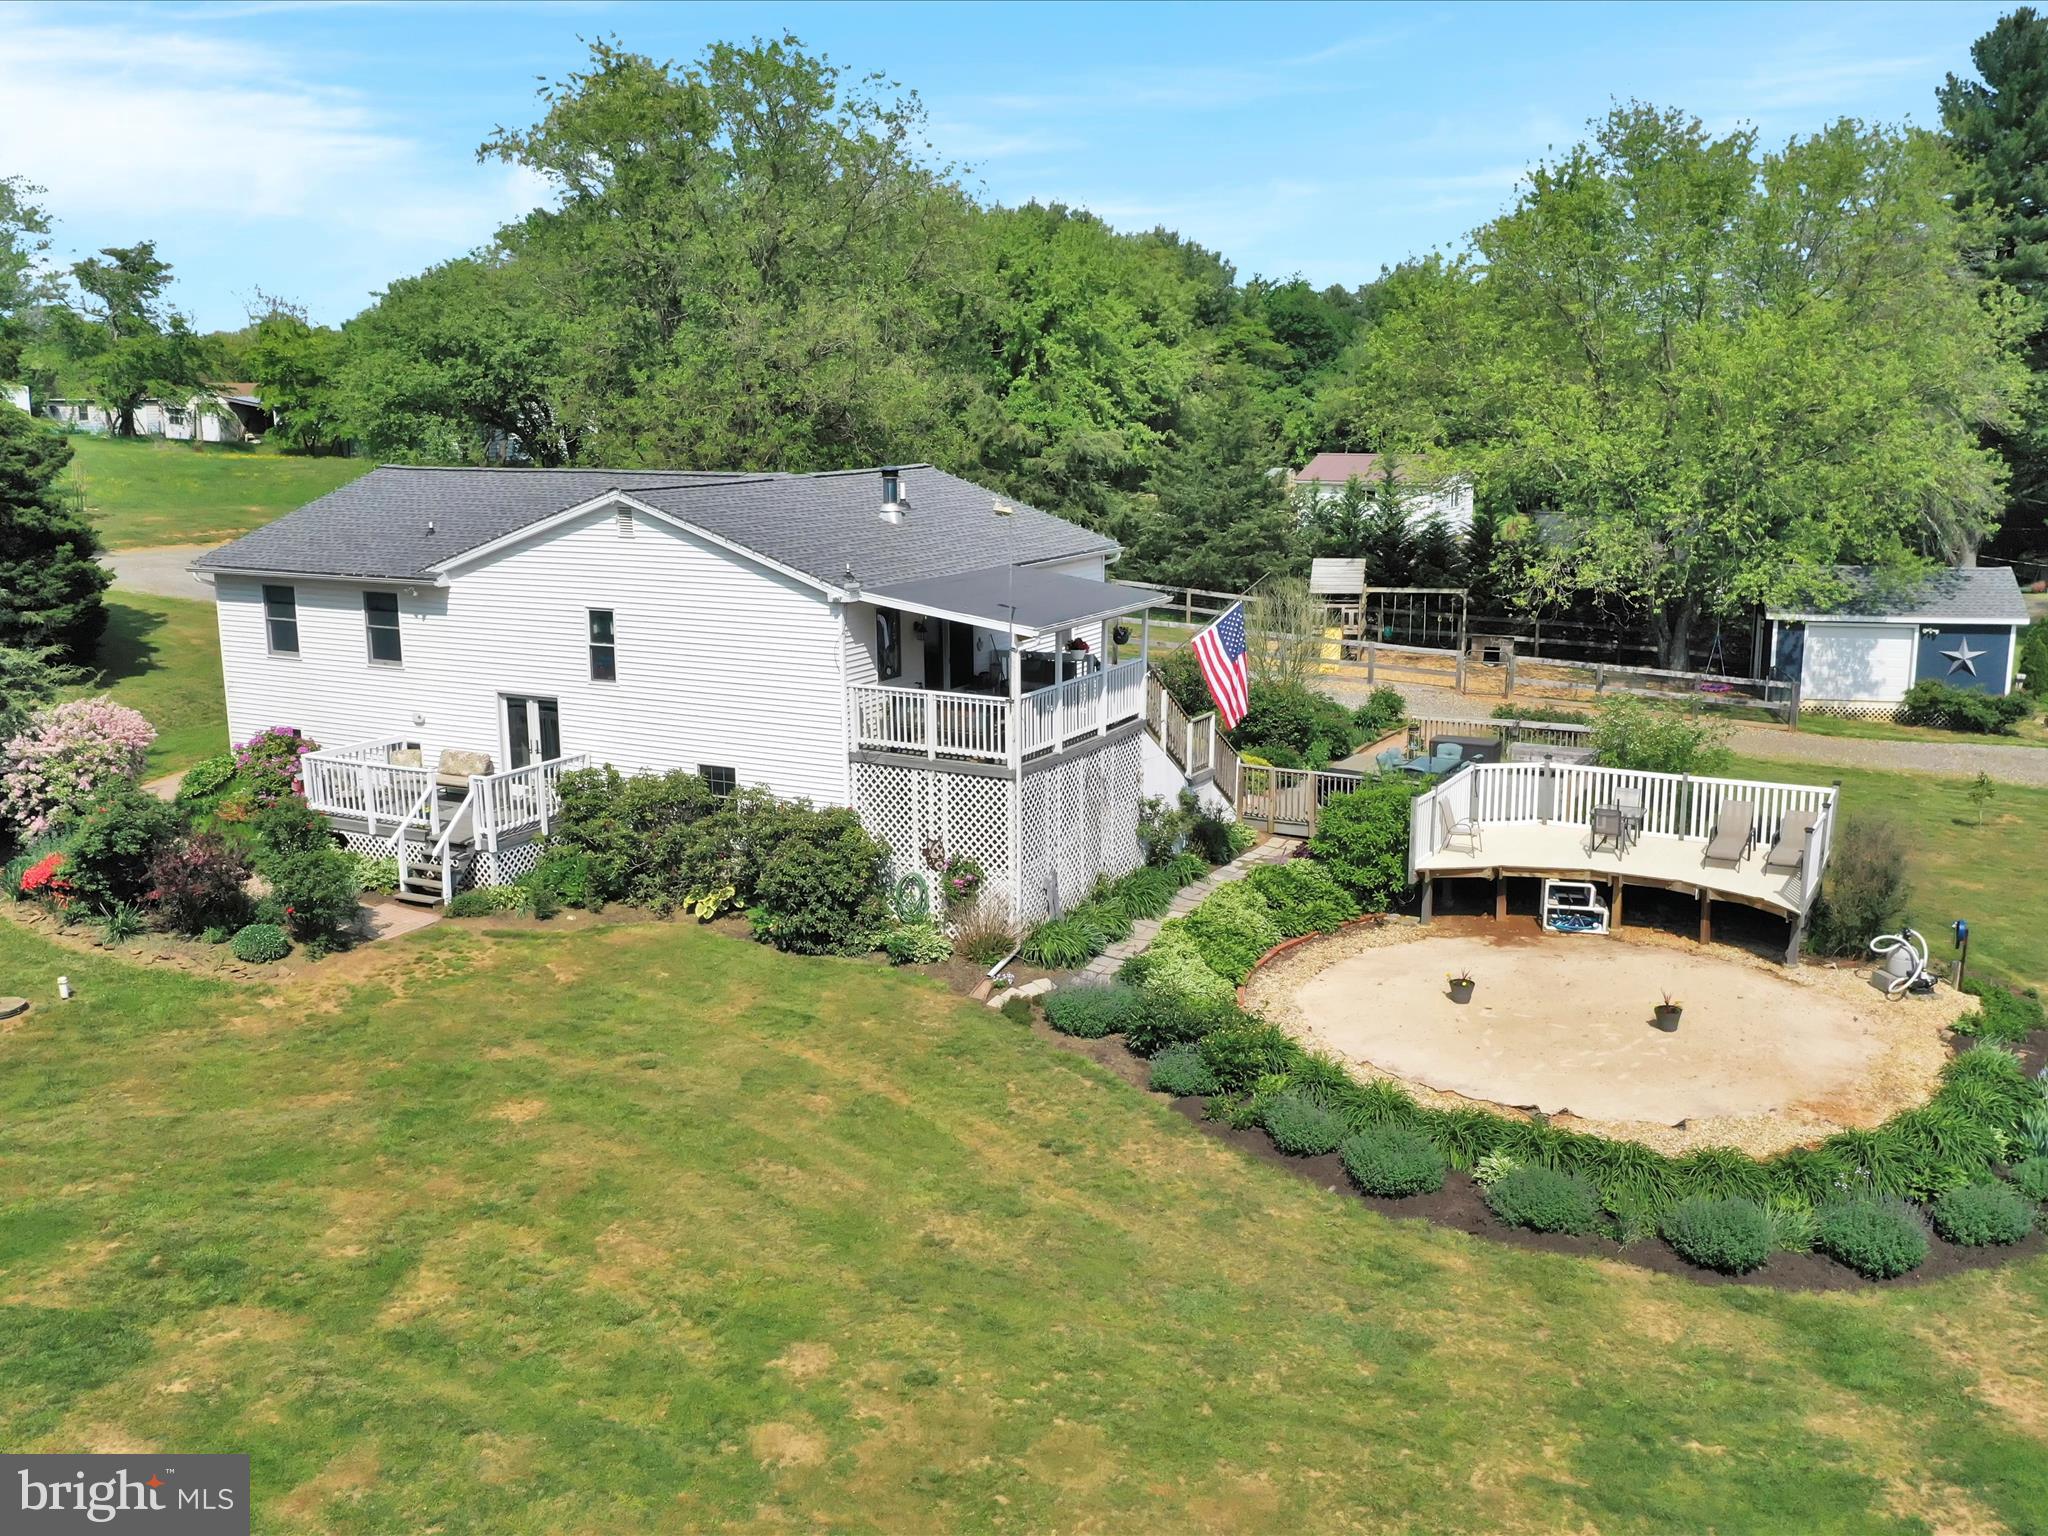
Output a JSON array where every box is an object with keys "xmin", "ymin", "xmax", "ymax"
[{"xmin": 1941, "ymin": 637, "xmax": 1987, "ymax": 676}]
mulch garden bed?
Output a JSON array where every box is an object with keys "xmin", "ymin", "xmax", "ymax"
[{"xmin": 1029, "ymin": 1011, "xmax": 2048, "ymax": 1293}]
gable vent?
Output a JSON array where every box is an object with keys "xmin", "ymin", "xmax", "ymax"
[{"xmin": 616, "ymin": 506, "xmax": 634, "ymax": 536}]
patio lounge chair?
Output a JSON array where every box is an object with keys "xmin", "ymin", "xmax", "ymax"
[
  {"xmin": 1762, "ymin": 809, "xmax": 1818, "ymax": 876},
  {"xmin": 1375, "ymin": 748, "xmax": 1406, "ymax": 773},
  {"xmin": 1435, "ymin": 794, "xmax": 1483, "ymax": 854},
  {"xmin": 1701, "ymin": 800, "xmax": 1754, "ymax": 868}
]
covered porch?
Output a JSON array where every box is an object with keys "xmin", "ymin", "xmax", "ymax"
[{"xmin": 847, "ymin": 564, "xmax": 1160, "ymax": 768}]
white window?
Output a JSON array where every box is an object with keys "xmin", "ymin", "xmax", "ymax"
[
  {"xmin": 263, "ymin": 585, "xmax": 299, "ymax": 654},
  {"xmin": 700, "ymin": 764, "xmax": 737, "ymax": 797},
  {"xmin": 588, "ymin": 609, "xmax": 616, "ymax": 681},
  {"xmin": 363, "ymin": 591, "xmax": 402, "ymax": 665}
]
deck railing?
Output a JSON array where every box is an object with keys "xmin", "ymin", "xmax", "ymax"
[
  {"xmin": 473, "ymin": 754, "xmax": 591, "ymax": 848},
  {"xmin": 1410, "ymin": 761, "xmax": 1838, "ymax": 896},
  {"xmin": 851, "ymin": 658, "xmax": 1147, "ymax": 766},
  {"xmin": 302, "ymin": 739, "xmax": 431, "ymax": 834}
]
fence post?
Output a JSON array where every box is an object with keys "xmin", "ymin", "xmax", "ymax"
[
  {"xmin": 1367, "ymin": 641, "xmax": 1377, "ymax": 685},
  {"xmin": 1505, "ymin": 650, "xmax": 1517, "ymax": 696},
  {"xmin": 1455, "ymin": 636, "xmax": 1467, "ymax": 693}
]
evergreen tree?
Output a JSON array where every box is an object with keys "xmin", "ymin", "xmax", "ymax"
[
  {"xmin": 1128, "ymin": 373, "xmax": 1296, "ymax": 592},
  {"xmin": 0, "ymin": 409, "xmax": 109, "ymax": 661},
  {"xmin": 1941, "ymin": 8, "xmax": 2048, "ymax": 553}
]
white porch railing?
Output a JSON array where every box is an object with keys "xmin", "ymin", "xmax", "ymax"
[
  {"xmin": 473, "ymin": 755, "xmax": 590, "ymax": 848},
  {"xmin": 849, "ymin": 658, "xmax": 1147, "ymax": 766},
  {"xmin": 302, "ymin": 739, "xmax": 431, "ymax": 835},
  {"xmin": 1410, "ymin": 761, "xmax": 1838, "ymax": 909}
]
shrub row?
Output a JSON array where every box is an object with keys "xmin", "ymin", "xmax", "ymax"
[
  {"xmin": 1018, "ymin": 851, "xmax": 1216, "ymax": 971},
  {"xmin": 1954, "ymin": 979, "xmax": 2048, "ymax": 1045},
  {"xmin": 1899, "ymin": 678, "xmax": 2034, "ymax": 735}
]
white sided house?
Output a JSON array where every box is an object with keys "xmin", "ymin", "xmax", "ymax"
[{"xmin": 194, "ymin": 464, "xmax": 1181, "ymax": 917}]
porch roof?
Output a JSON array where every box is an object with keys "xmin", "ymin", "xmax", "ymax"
[{"xmin": 864, "ymin": 564, "xmax": 1161, "ymax": 638}]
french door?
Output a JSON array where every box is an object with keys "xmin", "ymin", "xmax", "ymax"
[{"xmin": 503, "ymin": 695, "xmax": 561, "ymax": 769}]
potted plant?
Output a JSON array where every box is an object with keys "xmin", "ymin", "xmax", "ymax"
[
  {"xmin": 1654, "ymin": 992, "xmax": 1682, "ymax": 1030},
  {"xmin": 1447, "ymin": 969, "xmax": 1475, "ymax": 1004}
]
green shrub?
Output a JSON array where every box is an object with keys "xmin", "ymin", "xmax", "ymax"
[
  {"xmin": 2009, "ymin": 1156, "xmax": 2048, "ymax": 1203},
  {"xmin": 267, "ymin": 845, "xmax": 362, "ymax": 949},
  {"xmin": 1167, "ymin": 850, "xmax": 1210, "ymax": 888},
  {"xmin": 1113, "ymin": 865, "xmax": 1179, "ymax": 920},
  {"xmin": 1308, "ymin": 779, "xmax": 1423, "ymax": 909},
  {"xmin": 1122, "ymin": 990, "xmax": 1239, "ymax": 1056},
  {"xmin": 998, "ymin": 994, "xmax": 1034, "ymax": 1024},
  {"xmin": 1762, "ymin": 1200, "xmax": 1819, "ymax": 1253},
  {"xmin": 528, "ymin": 847, "xmax": 600, "ymax": 910},
  {"xmin": 1899, "ymin": 678, "xmax": 2031, "ymax": 734},
  {"xmin": 63, "ymin": 783, "xmax": 182, "ymax": 913},
  {"xmin": 1261, "ymin": 1088, "xmax": 1346, "ymax": 1156},
  {"xmin": 98, "ymin": 901, "xmax": 145, "ymax": 943},
  {"xmin": 1658, "ymin": 1196, "xmax": 1773, "ymax": 1274},
  {"xmin": 1119, "ymin": 921, "xmax": 1235, "ymax": 1005},
  {"xmin": 245, "ymin": 795, "xmax": 333, "ymax": 863},
  {"xmin": 1197, "ymin": 1020, "xmax": 1297, "ymax": 1096},
  {"xmin": 1589, "ymin": 696, "xmax": 1732, "ymax": 774},
  {"xmin": 1491, "ymin": 703, "xmax": 1589, "ymax": 725},
  {"xmin": 747, "ymin": 806, "xmax": 889, "ymax": 955},
  {"xmin": 1931, "ymin": 1182, "xmax": 2034, "ymax": 1247},
  {"xmin": 173, "ymin": 752, "xmax": 239, "ymax": 807},
  {"xmin": 1043, "ymin": 984, "xmax": 1142, "ymax": 1039},
  {"xmin": 1484, "ymin": 1165, "xmax": 1601, "ymax": 1234},
  {"xmin": 348, "ymin": 853, "xmax": 399, "ymax": 896},
  {"xmin": 1815, "ymin": 1194, "xmax": 1929, "ymax": 1278},
  {"xmin": 447, "ymin": 887, "xmax": 524, "ymax": 917},
  {"xmin": 1956, "ymin": 981, "xmax": 2046, "ymax": 1044},
  {"xmin": 877, "ymin": 921, "xmax": 951, "ymax": 965},
  {"xmin": 230, "ymin": 923, "xmax": 291, "ymax": 963},
  {"xmin": 950, "ymin": 897, "xmax": 1016, "ymax": 965},
  {"xmin": 1353, "ymin": 687, "xmax": 1407, "ymax": 738},
  {"xmin": 1339, "ymin": 1126, "xmax": 1446, "ymax": 1196},
  {"xmin": 1069, "ymin": 894, "xmax": 1133, "ymax": 944},
  {"xmin": 1231, "ymin": 682, "xmax": 1362, "ymax": 762},
  {"xmin": 1020, "ymin": 917, "xmax": 1104, "ymax": 970},
  {"xmin": 1180, "ymin": 882, "xmax": 1282, "ymax": 983},
  {"xmin": 1245, "ymin": 859, "xmax": 1361, "ymax": 938},
  {"xmin": 1148, "ymin": 1041, "xmax": 1218, "ymax": 1097},
  {"xmin": 1804, "ymin": 815, "xmax": 1911, "ymax": 959}
]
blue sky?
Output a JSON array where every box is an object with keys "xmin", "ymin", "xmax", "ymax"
[{"xmin": 0, "ymin": 0, "xmax": 2009, "ymax": 332}]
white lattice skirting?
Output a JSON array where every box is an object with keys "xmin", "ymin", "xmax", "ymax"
[{"xmin": 1798, "ymin": 700, "xmax": 1906, "ymax": 722}]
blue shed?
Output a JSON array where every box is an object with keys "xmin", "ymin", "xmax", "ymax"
[{"xmin": 1765, "ymin": 566, "xmax": 2030, "ymax": 711}]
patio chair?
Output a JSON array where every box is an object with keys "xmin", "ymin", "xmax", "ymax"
[
  {"xmin": 1435, "ymin": 793, "xmax": 1483, "ymax": 854},
  {"xmin": 1375, "ymin": 748, "xmax": 1406, "ymax": 774},
  {"xmin": 1701, "ymin": 800, "xmax": 1755, "ymax": 868},
  {"xmin": 1762, "ymin": 809, "xmax": 1818, "ymax": 876},
  {"xmin": 1588, "ymin": 805, "xmax": 1628, "ymax": 858},
  {"xmin": 1611, "ymin": 785, "xmax": 1645, "ymax": 849}
]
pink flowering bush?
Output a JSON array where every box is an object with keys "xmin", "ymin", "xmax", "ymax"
[
  {"xmin": 0, "ymin": 697, "xmax": 157, "ymax": 837},
  {"xmin": 233, "ymin": 726, "xmax": 319, "ymax": 804}
]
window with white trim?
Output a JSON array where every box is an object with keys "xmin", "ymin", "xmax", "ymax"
[
  {"xmin": 263, "ymin": 584, "xmax": 299, "ymax": 654},
  {"xmin": 700, "ymin": 764, "xmax": 737, "ymax": 797},
  {"xmin": 363, "ymin": 590, "xmax": 402, "ymax": 664},
  {"xmin": 588, "ymin": 608, "xmax": 616, "ymax": 681}
]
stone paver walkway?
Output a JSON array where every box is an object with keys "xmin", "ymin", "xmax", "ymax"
[{"xmin": 1080, "ymin": 835, "xmax": 1302, "ymax": 982}]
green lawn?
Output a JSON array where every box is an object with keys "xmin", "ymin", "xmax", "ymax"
[
  {"xmin": 1730, "ymin": 753, "xmax": 2048, "ymax": 995},
  {"xmin": 0, "ymin": 913, "xmax": 2044, "ymax": 1533},
  {"xmin": 1790, "ymin": 711, "xmax": 2048, "ymax": 750},
  {"xmin": 77, "ymin": 591, "xmax": 228, "ymax": 777},
  {"xmin": 65, "ymin": 434, "xmax": 368, "ymax": 549}
]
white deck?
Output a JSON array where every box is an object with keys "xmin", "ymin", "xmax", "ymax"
[
  {"xmin": 1411, "ymin": 761, "xmax": 1838, "ymax": 918},
  {"xmin": 1414, "ymin": 822, "xmax": 1809, "ymax": 914}
]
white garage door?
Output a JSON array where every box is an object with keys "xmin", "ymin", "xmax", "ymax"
[{"xmin": 1803, "ymin": 623, "xmax": 1915, "ymax": 702}]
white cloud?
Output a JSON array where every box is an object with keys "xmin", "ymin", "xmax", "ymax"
[{"xmin": 0, "ymin": 7, "xmax": 541, "ymax": 323}]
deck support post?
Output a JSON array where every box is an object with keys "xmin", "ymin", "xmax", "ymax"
[
  {"xmin": 1609, "ymin": 875, "xmax": 1624, "ymax": 931},
  {"xmin": 1494, "ymin": 874, "xmax": 1508, "ymax": 921},
  {"xmin": 1421, "ymin": 878, "xmax": 1436, "ymax": 923},
  {"xmin": 1697, "ymin": 888, "xmax": 1712, "ymax": 945},
  {"xmin": 1783, "ymin": 911, "xmax": 1806, "ymax": 967}
]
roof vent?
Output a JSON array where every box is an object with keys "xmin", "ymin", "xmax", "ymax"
[
  {"xmin": 425, "ymin": 519, "xmax": 436, "ymax": 536},
  {"xmin": 879, "ymin": 466, "xmax": 907, "ymax": 525}
]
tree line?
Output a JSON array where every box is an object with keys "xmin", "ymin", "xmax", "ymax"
[{"xmin": 7, "ymin": 17, "xmax": 2048, "ymax": 672}]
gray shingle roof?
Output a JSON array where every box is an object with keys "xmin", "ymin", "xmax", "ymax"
[
  {"xmin": 192, "ymin": 464, "xmax": 1119, "ymax": 588},
  {"xmin": 1766, "ymin": 565, "xmax": 2030, "ymax": 625}
]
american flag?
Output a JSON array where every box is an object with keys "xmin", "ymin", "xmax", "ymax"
[{"xmin": 1190, "ymin": 601, "xmax": 1251, "ymax": 728}]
